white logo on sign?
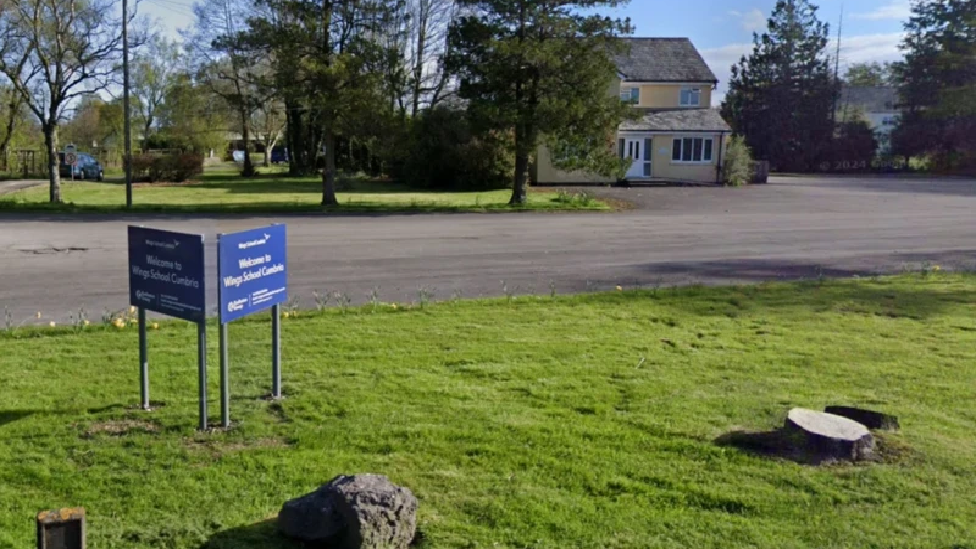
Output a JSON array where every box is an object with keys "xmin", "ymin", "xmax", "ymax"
[
  {"xmin": 145, "ymin": 238, "xmax": 179, "ymax": 250},
  {"xmin": 238, "ymin": 233, "xmax": 272, "ymax": 250},
  {"xmin": 228, "ymin": 298, "xmax": 248, "ymax": 312}
]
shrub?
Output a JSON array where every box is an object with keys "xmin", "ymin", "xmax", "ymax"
[
  {"xmin": 129, "ymin": 154, "xmax": 156, "ymax": 181},
  {"xmin": 168, "ymin": 154, "xmax": 204, "ymax": 182},
  {"xmin": 128, "ymin": 153, "xmax": 203, "ymax": 183},
  {"xmin": 722, "ymin": 136, "xmax": 754, "ymax": 187},
  {"xmin": 390, "ymin": 108, "xmax": 514, "ymax": 191}
]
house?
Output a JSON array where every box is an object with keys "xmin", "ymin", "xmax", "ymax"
[
  {"xmin": 838, "ymin": 86, "xmax": 901, "ymax": 156},
  {"xmin": 534, "ymin": 37, "xmax": 732, "ymax": 185}
]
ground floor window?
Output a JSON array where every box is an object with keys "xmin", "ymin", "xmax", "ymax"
[{"xmin": 671, "ymin": 137, "xmax": 713, "ymax": 163}]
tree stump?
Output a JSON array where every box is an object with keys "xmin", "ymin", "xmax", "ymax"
[
  {"xmin": 824, "ymin": 405, "xmax": 899, "ymax": 430},
  {"xmin": 785, "ymin": 408, "xmax": 875, "ymax": 462}
]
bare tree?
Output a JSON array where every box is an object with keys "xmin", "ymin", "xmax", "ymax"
[
  {"xmin": 405, "ymin": 0, "xmax": 456, "ymax": 115},
  {"xmin": 186, "ymin": 0, "xmax": 260, "ymax": 176},
  {"xmin": 131, "ymin": 34, "xmax": 181, "ymax": 151},
  {"xmin": 0, "ymin": 0, "xmax": 123, "ymax": 202},
  {"xmin": 252, "ymin": 100, "xmax": 285, "ymax": 167}
]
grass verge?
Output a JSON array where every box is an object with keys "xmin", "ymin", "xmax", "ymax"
[
  {"xmin": 2, "ymin": 274, "xmax": 975, "ymax": 548},
  {"xmin": 0, "ymin": 174, "xmax": 610, "ymax": 214}
]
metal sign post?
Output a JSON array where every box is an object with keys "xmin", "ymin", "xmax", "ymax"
[
  {"xmin": 138, "ymin": 307, "xmax": 148, "ymax": 410},
  {"xmin": 216, "ymin": 224, "xmax": 289, "ymax": 427},
  {"xmin": 128, "ymin": 226, "xmax": 208, "ymax": 429},
  {"xmin": 64, "ymin": 145, "xmax": 76, "ymax": 182},
  {"xmin": 272, "ymin": 303, "xmax": 281, "ymax": 398}
]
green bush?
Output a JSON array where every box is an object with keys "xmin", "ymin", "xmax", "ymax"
[
  {"xmin": 129, "ymin": 153, "xmax": 204, "ymax": 183},
  {"xmin": 391, "ymin": 108, "xmax": 514, "ymax": 191},
  {"xmin": 722, "ymin": 136, "xmax": 754, "ymax": 187}
]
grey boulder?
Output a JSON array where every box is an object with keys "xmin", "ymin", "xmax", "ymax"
[{"xmin": 279, "ymin": 474, "xmax": 418, "ymax": 549}]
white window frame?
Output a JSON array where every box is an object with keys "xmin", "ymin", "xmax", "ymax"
[
  {"xmin": 620, "ymin": 87, "xmax": 640, "ymax": 104},
  {"xmin": 680, "ymin": 87, "xmax": 702, "ymax": 107},
  {"xmin": 671, "ymin": 137, "xmax": 714, "ymax": 164}
]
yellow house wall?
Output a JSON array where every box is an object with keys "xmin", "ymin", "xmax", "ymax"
[
  {"xmin": 619, "ymin": 83, "xmax": 714, "ymax": 109},
  {"xmin": 648, "ymin": 135, "xmax": 722, "ymax": 183}
]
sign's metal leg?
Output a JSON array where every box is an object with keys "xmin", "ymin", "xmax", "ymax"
[
  {"xmin": 272, "ymin": 304, "xmax": 282, "ymax": 399},
  {"xmin": 198, "ymin": 321, "xmax": 208, "ymax": 431},
  {"xmin": 139, "ymin": 307, "xmax": 149, "ymax": 410},
  {"xmin": 220, "ymin": 321, "xmax": 229, "ymax": 428}
]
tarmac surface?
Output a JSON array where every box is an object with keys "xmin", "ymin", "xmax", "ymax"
[{"xmin": 2, "ymin": 174, "xmax": 975, "ymax": 324}]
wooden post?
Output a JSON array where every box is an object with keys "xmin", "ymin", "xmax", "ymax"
[{"xmin": 36, "ymin": 508, "xmax": 86, "ymax": 549}]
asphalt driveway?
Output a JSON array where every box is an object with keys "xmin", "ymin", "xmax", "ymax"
[
  {"xmin": 2, "ymin": 174, "xmax": 976, "ymax": 324},
  {"xmin": 0, "ymin": 179, "xmax": 44, "ymax": 195}
]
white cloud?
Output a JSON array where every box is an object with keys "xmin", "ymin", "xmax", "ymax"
[
  {"xmin": 741, "ymin": 9, "xmax": 767, "ymax": 33},
  {"xmin": 702, "ymin": 32, "xmax": 904, "ymax": 105},
  {"xmin": 851, "ymin": 0, "xmax": 911, "ymax": 21},
  {"xmin": 828, "ymin": 32, "xmax": 905, "ymax": 65},
  {"xmin": 727, "ymin": 8, "xmax": 768, "ymax": 33}
]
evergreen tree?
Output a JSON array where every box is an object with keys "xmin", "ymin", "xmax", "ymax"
[
  {"xmin": 242, "ymin": 0, "xmax": 399, "ymax": 205},
  {"xmin": 893, "ymin": 0, "xmax": 976, "ymax": 169},
  {"xmin": 843, "ymin": 62, "xmax": 894, "ymax": 86},
  {"xmin": 721, "ymin": 0, "xmax": 837, "ymax": 172},
  {"xmin": 447, "ymin": 0, "xmax": 633, "ymax": 205}
]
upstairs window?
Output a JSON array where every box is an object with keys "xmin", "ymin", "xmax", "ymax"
[
  {"xmin": 680, "ymin": 87, "xmax": 701, "ymax": 106},
  {"xmin": 620, "ymin": 87, "xmax": 640, "ymax": 104}
]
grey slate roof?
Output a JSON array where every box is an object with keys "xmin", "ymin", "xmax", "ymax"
[
  {"xmin": 614, "ymin": 38, "xmax": 718, "ymax": 83},
  {"xmin": 839, "ymin": 86, "xmax": 899, "ymax": 113},
  {"xmin": 620, "ymin": 108, "xmax": 732, "ymax": 132}
]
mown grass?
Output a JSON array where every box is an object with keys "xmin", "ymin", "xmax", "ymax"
[
  {"xmin": 0, "ymin": 172, "xmax": 608, "ymax": 213},
  {"xmin": 2, "ymin": 275, "xmax": 976, "ymax": 548}
]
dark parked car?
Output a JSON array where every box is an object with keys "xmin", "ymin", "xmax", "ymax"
[
  {"xmin": 270, "ymin": 146, "xmax": 288, "ymax": 164},
  {"xmin": 58, "ymin": 152, "xmax": 104, "ymax": 181}
]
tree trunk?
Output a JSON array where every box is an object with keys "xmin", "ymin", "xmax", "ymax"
[
  {"xmin": 0, "ymin": 91, "xmax": 18, "ymax": 154},
  {"xmin": 321, "ymin": 126, "xmax": 337, "ymax": 206},
  {"xmin": 241, "ymin": 109, "xmax": 254, "ymax": 177},
  {"xmin": 511, "ymin": 147, "xmax": 529, "ymax": 205},
  {"xmin": 44, "ymin": 124, "xmax": 62, "ymax": 204},
  {"xmin": 143, "ymin": 120, "xmax": 152, "ymax": 153}
]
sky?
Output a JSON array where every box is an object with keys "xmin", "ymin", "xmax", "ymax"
[{"xmin": 140, "ymin": 0, "xmax": 911, "ymax": 105}]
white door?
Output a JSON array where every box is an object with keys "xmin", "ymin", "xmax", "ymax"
[{"xmin": 625, "ymin": 138, "xmax": 647, "ymax": 179}]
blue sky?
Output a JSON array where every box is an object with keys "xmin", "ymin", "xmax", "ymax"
[{"xmin": 140, "ymin": 0, "xmax": 910, "ymax": 104}]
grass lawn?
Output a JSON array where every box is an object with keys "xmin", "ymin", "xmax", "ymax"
[
  {"xmin": 2, "ymin": 275, "xmax": 976, "ymax": 548},
  {"xmin": 0, "ymin": 170, "xmax": 609, "ymax": 213}
]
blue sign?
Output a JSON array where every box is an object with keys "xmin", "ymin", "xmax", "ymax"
[
  {"xmin": 217, "ymin": 224, "xmax": 288, "ymax": 323},
  {"xmin": 128, "ymin": 226, "xmax": 207, "ymax": 322}
]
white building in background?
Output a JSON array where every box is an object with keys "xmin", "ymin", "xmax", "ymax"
[{"xmin": 839, "ymin": 86, "xmax": 901, "ymax": 156}]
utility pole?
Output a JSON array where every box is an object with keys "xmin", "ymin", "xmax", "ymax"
[
  {"xmin": 123, "ymin": 0, "xmax": 133, "ymax": 208},
  {"xmin": 832, "ymin": 3, "xmax": 844, "ymax": 125}
]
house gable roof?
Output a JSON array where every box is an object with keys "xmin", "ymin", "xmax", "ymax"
[
  {"xmin": 615, "ymin": 38, "xmax": 718, "ymax": 84},
  {"xmin": 620, "ymin": 108, "xmax": 732, "ymax": 133},
  {"xmin": 839, "ymin": 85, "xmax": 899, "ymax": 113}
]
